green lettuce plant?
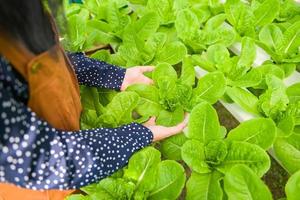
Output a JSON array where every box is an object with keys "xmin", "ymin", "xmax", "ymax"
[
  {"xmin": 67, "ymin": 147, "xmax": 186, "ymax": 200},
  {"xmin": 258, "ymin": 21, "xmax": 300, "ymax": 64},
  {"xmin": 181, "ymin": 102, "xmax": 274, "ymax": 199}
]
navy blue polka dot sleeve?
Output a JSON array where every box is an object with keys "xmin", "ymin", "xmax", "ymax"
[
  {"xmin": 0, "ymin": 57, "xmax": 153, "ymax": 190},
  {"xmin": 68, "ymin": 52, "xmax": 126, "ymax": 90}
]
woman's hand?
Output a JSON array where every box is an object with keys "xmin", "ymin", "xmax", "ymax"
[
  {"xmin": 120, "ymin": 66, "xmax": 155, "ymax": 91},
  {"xmin": 143, "ymin": 114, "xmax": 189, "ymax": 142}
]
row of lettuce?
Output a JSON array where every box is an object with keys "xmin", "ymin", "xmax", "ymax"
[{"xmin": 64, "ymin": 0, "xmax": 300, "ymax": 199}]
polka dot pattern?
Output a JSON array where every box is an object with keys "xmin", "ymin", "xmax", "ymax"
[
  {"xmin": 0, "ymin": 56, "xmax": 153, "ymax": 190},
  {"xmin": 68, "ymin": 52, "xmax": 126, "ymax": 90}
]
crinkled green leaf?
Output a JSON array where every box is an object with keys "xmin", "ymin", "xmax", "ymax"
[
  {"xmin": 90, "ymin": 50, "xmax": 111, "ymax": 63},
  {"xmin": 181, "ymin": 139, "xmax": 211, "ymax": 174},
  {"xmin": 194, "ymin": 72, "xmax": 226, "ymax": 104},
  {"xmin": 253, "ymin": 0, "xmax": 280, "ymax": 26},
  {"xmin": 80, "ymin": 109, "xmax": 99, "ymax": 130},
  {"xmin": 226, "ymin": 87, "xmax": 259, "ymax": 115},
  {"xmin": 126, "ymin": 84, "xmax": 162, "ymax": 117},
  {"xmin": 124, "ymin": 147, "xmax": 161, "ymax": 195},
  {"xmin": 285, "ymin": 170, "xmax": 300, "ymax": 200},
  {"xmin": 81, "ymin": 183, "xmax": 99, "ymax": 195},
  {"xmin": 146, "ymin": 32, "xmax": 167, "ymax": 51},
  {"xmin": 205, "ymin": 140, "xmax": 228, "ymax": 166},
  {"xmin": 157, "ymin": 77, "xmax": 179, "ymax": 111},
  {"xmin": 106, "ymin": 2, "xmax": 130, "ymax": 33},
  {"xmin": 226, "ymin": 118, "xmax": 276, "ymax": 150},
  {"xmin": 128, "ymin": 0, "xmax": 147, "ymax": 5},
  {"xmin": 148, "ymin": 160, "xmax": 186, "ymax": 200},
  {"xmin": 80, "ymin": 87, "xmax": 104, "ymax": 113},
  {"xmin": 99, "ymin": 91, "xmax": 139, "ymax": 127},
  {"xmin": 217, "ymin": 141, "xmax": 270, "ymax": 177},
  {"xmin": 255, "ymin": 64, "xmax": 285, "ymax": 89},
  {"xmin": 277, "ymin": 21, "xmax": 300, "ymax": 55},
  {"xmin": 186, "ymin": 102, "xmax": 222, "ymax": 143},
  {"xmin": 177, "ymin": 83, "xmax": 193, "ymax": 111},
  {"xmin": 285, "ymin": 102, "xmax": 300, "ymax": 126},
  {"xmin": 205, "ymin": 14, "xmax": 226, "ymax": 31},
  {"xmin": 279, "ymin": 63, "xmax": 296, "ymax": 77},
  {"xmin": 274, "ymin": 133, "xmax": 300, "ymax": 174},
  {"xmin": 224, "ymin": 0, "xmax": 255, "ymax": 37},
  {"xmin": 277, "ymin": 114, "xmax": 295, "ymax": 137},
  {"xmin": 258, "ymin": 75, "xmax": 289, "ymax": 120},
  {"xmin": 224, "ymin": 164, "xmax": 272, "ymax": 200},
  {"xmin": 180, "ymin": 56, "xmax": 195, "ymax": 87},
  {"xmin": 67, "ymin": 13, "xmax": 87, "ymax": 51},
  {"xmin": 175, "ymin": 8, "xmax": 200, "ymax": 41},
  {"xmin": 190, "ymin": 4, "xmax": 211, "ymax": 24},
  {"xmin": 259, "ymin": 24, "xmax": 283, "ymax": 51},
  {"xmin": 97, "ymin": 178, "xmax": 135, "ymax": 200},
  {"xmin": 287, "ymin": 83, "xmax": 300, "ymax": 103},
  {"xmin": 231, "ymin": 68, "xmax": 262, "ymax": 88},
  {"xmin": 146, "ymin": 0, "xmax": 174, "ymax": 24},
  {"xmin": 87, "ymin": 19, "xmax": 112, "ymax": 33},
  {"xmin": 160, "ymin": 134, "xmax": 188, "ymax": 160},
  {"xmin": 154, "ymin": 41, "xmax": 187, "ymax": 65},
  {"xmin": 157, "ymin": 106, "xmax": 184, "ymax": 127},
  {"xmin": 152, "ymin": 63, "xmax": 177, "ymax": 84},
  {"xmin": 237, "ymin": 37, "xmax": 256, "ymax": 69},
  {"xmin": 134, "ymin": 12, "xmax": 160, "ymax": 40},
  {"xmin": 191, "ymin": 54, "xmax": 216, "ymax": 72},
  {"xmin": 173, "ymin": 0, "xmax": 189, "ymax": 14},
  {"xmin": 207, "ymin": 44, "xmax": 230, "ymax": 65},
  {"xmin": 186, "ymin": 171, "xmax": 223, "ymax": 200}
]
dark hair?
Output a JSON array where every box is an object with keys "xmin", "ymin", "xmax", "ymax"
[{"xmin": 0, "ymin": 0, "xmax": 65, "ymax": 54}]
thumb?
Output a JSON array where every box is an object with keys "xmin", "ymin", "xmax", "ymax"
[{"xmin": 144, "ymin": 116, "xmax": 156, "ymax": 126}]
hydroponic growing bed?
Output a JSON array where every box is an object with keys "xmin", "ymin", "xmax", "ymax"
[{"xmin": 63, "ymin": 0, "xmax": 300, "ymax": 199}]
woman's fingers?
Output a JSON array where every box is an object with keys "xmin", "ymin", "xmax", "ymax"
[
  {"xmin": 146, "ymin": 114, "xmax": 189, "ymax": 142},
  {"xmin": 141, "ymin": 76, "xmax": 154, "ymax": 85},
  {"xmin": 169, "ymin": 120, "xmax": 187, "ymax": 135},
  {"xmin": 171, "ymin": 113, "xmax": 189, "ymax": 130},
  {"xmin": 138, "ymin": 66, "xmax": 155, "ymax": 72}
]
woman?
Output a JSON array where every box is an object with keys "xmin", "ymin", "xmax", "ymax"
[{"xmin": 0, "ymin": 0, "xmax": 187, "ymax": 199}]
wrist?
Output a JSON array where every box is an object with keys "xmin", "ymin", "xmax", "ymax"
[{"xmin": 120, "ymin": 69, "xmax": 128, "ymax": 91}]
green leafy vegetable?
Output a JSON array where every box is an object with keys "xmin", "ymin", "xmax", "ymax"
[
  {"xmin": 148, "ymin": 160, "xmax": 186, "ymax": 200},
  {"xmin": 226, "ymin": 87, "xmax": 259, "ymax": 115},
  {"xmin": 160, "ymin": 134, "xmax": 187, "ymax": 160},
  {"xmin": 194, "ymin": 72, "xmax": 226, "ymax": 104},
  {"xmin": 224, "ymin": 164, "xmax": 272, "ymax": 200},
  {"xmin": 181, "ymin": 139, "xmax": 211, "ymax": 174},
  {"xmin": 126, "ymin": 84, "xmax": 161, "ymax": 117},
  {"xmin": 217, "ymin": 141, "xmax": 270, "ymax": 177},
  {"xmin": 186, "ymin": 102, "xmax": 222, "ymax": 143},
  {"xmin": 226, "ymin": 118, "xmax": 276, "ymax": 150},
  {"xmin": 99, "ymin": 91, "xmax": 139, "ymax": 127},
  {"xmin": 253, "ymin": 0, "xmax": 280, "ymax": 27},
  {"xmin": 274, "ymin": 133, "xmax": 300, "ymax": 174},
  {"xmin": 153, "ymin": 41, "xmax": 187, "ymax": 65},
  {"xmin": 186, "ymin": 171, "xmax": 223, "ymax": 200},
  {"xmin": 285, "ymin": 170, "xmax": 300, "ymax": 200},
  {"xmin": 287, "ymin": 83, "xmax": 300, "ymax": 104},
  {"xmin": 124, "ymin": 147, "xmax": 160, "ymax": 196}
]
